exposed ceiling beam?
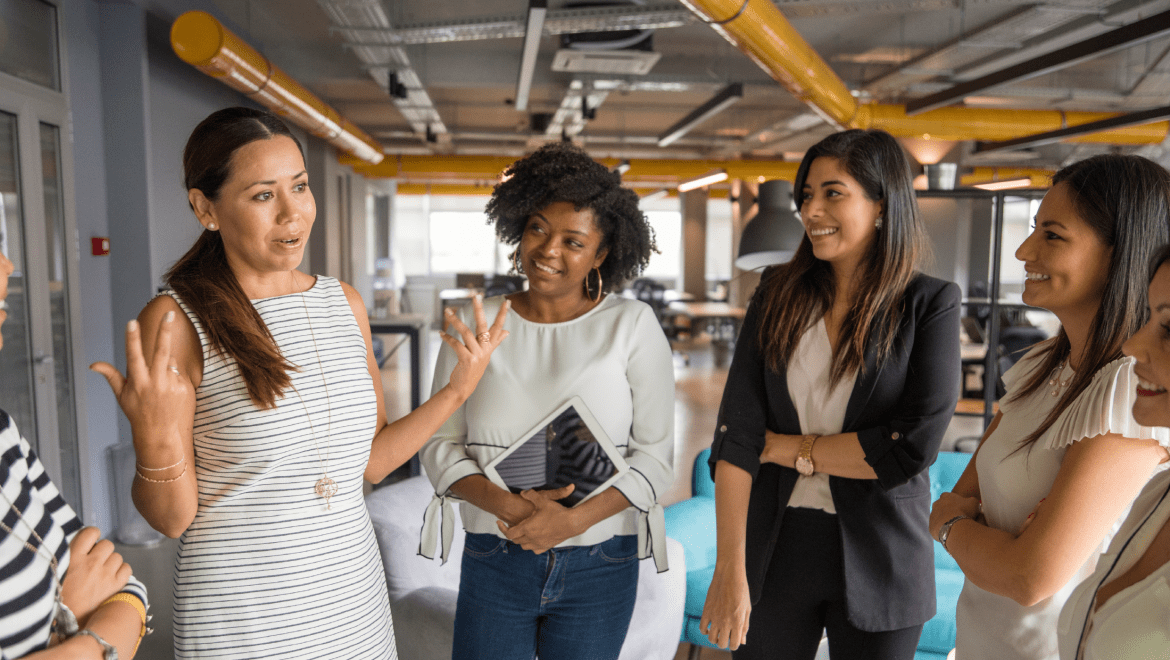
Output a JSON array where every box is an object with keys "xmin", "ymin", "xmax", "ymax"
[
  {"xmin": 329, "ymin": 4, "xmax": 694, "ymax": 45},
  {"xmin": 906, "ymin": 9, "xmax": 1170, "ymax": 115},
  {"xmin": 974, "ymin": 104, "xmax": 1170, "ymax": 152},
  {"xmin": 862, "ymin": 5, "xmax": 1036, "ymax": 89},
  {"xmin": 658, "ymin": 83, "xmax": 744, "ymax": 147},
  {"xmin": 318, "ymin": 0, "xmax": 448, "ymax": 141},
  {"xmin": 514, "ymin": 0, "xmax": 547, "ymax": 112}
]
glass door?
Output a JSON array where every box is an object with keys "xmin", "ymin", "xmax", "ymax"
[{"xmin": 0, "ymin": 84, "xmax": 83, "ymax": 509}]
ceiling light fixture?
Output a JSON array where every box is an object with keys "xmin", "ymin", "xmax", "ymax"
[
  {"xmin": 514, "ymin": 0, "xmax": 548, "ymax": 112},
  {"xmin": 736, "ymin": 180, "xmax": 804, "ymax": 270},
  {"xmin": 640, "ymin": 188, "xmax": 670, "ymax": 202},
  {"xmin": 614, "ymin": 160, "xmax": 631, "ymax": 175},
  {"xmin": 658, "ymin": 83, "xmax": 743, "ymax": 147},
  {"xmin": 972, "ymin": 178, "xmax": 1033, "ymax": 191},
  {"xmin": 678, "ymin": 169, "xmax": 728, "ymax": 192}
]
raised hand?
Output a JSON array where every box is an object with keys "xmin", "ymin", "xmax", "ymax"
[
  {"xmin": 441, "ymin": 296, "xmax": 510, "ymax": 401},
  {"xmin": 59, "ymin": 527, "xmax": 132, "ymax": 626},
  {"xmin": 495, "ymin": 484, "xmax": 578, "ymax": 553},
  {"xmin": 90, "ymin": 312, "xmax": 195, "ymax": 450}
]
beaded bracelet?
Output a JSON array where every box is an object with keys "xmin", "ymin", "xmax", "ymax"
[
  {"xmin": 135, "ymin": 464, "xmax": 187, "ymax": 483},
  {"xmin": 136, "ymin": 456, "xmax": 185, "ymax": 472}
]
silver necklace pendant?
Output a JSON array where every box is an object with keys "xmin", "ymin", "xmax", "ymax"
[{"xmin": 315, "ymin": 475, "xmax": 338, "ymax": 510}]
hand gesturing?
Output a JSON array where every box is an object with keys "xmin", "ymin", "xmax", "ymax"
[
  {"xmin": 90, "ymin": 311, "xmax": 195, "ymax": 449},
  {"xmin": 442, "ymin": 296, "xmax": 510, "ymax": 401}
]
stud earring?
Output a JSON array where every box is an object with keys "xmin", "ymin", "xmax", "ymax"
[
  {"xmin": 207, "ymin": 222, "xmax": 218, "ymax": 231},
  {"xmin": 874, "ymin": 216, "xmax": 883, "ymax": 229}
]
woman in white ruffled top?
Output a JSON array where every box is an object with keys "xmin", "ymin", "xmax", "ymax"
[
  {"xmin": 929, "ymin": 153, "xmax": 1170, "ymax": 660},
  {"xmin": 1057, "ymin": 243, "xmax": 1170, "ymax": 660}
]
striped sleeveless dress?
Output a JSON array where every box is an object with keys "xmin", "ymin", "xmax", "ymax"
[{"xmin": 169, "ymin": 277, "xmax": 396, "ymax": 659}]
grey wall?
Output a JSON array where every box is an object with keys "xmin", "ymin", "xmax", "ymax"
[
  {"xmin": 919, "ymin": 197, "xmax": 972, "ymax": 295},
  {"xmin": 64, "ymin": 0, "xmax": 116, "ymax": 529}
]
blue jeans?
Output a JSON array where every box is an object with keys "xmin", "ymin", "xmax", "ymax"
[{"xmin": 452, "ymin": 533, "xmax": 640, "ymax": 660}]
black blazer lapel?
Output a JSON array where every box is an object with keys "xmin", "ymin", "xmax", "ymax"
[{"xmin": 842, "ymin": 327, "xmax": 885, "ymax": 431}]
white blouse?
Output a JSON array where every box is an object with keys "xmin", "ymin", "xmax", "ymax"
[
  {"xmin": 955, "ymin": 347, "xmax": 1170, "ymax": 660},
  {"xmin": 785, "ymin": 319, "xmax": 857, "ymax": 513},
  {"xmin": 1058, "ymin": 469, "xmax": 1170, "ymax": 660},
  {"xmin": 419, "ymin": 294, "xmax": 676, "ymax": 571}
]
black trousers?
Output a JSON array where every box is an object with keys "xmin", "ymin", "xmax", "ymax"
[{"xmin": 733, "ymin": 507, "xmax": 924, "ymax": 660}]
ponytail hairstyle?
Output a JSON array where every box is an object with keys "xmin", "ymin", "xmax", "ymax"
[
  {"xmin": 754, "ymin": 128, "xmax": 927, "ymax": 386},
  {"xmin": 1009, "ymin": 154, "xmax": 1170, "ymax": 448},
  {"xmin": 166, "ymin": 107, "xmax": 305, "ymax": 409}
]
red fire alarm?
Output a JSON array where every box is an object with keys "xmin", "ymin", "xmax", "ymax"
[{"xmin": 91, "ymin": 237, "xmax": 110, "ymax": 256}]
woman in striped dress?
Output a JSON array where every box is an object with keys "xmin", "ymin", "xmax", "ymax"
[
  {"xmin": 0, "ymin": 250, "xmax": 149, "ymax": 658},
  {"xmin": 90, "ymin": 107, "xmax": 508, "ymax": 659}
]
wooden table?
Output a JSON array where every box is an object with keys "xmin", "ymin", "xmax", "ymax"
[{"xmin": 667, "ymin": 302, "xmax": 748, "ymax": 343}]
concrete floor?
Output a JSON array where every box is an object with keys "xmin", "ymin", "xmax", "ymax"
[{"xmin": 113, "ymin": 332, "xmax": 983, "ymax": 660}]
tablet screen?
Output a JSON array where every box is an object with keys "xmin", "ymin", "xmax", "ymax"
[{"xmin": 493, "ymin": 404, "xmax": 618, "ymax": 506}]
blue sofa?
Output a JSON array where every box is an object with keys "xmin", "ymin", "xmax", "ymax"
[{"xmin": 664, "ymin": 449, "xmax": 972, "ymax": 660}]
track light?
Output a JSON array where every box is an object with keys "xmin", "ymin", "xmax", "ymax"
[
  {"xmin": 514, "ymin": 0, "xmax": 547, "ymax": 112},
  {"xmin": 614, "ymin": 160, "xmax": 631, "ymax": 175},
  {"xmin": 678, "ymin": 170, "xmax": 728, "ymax": 192},
  {"xmin": 658, "ymin": 83, "xmax": 743, "ymax": 147},
  {"xmin": 972, "ymin": 178, "xmax": 1032, "ymax": 191},
  {"xmin": 640, "ymin": 188, "xmax": 670, "ymax": 202}
]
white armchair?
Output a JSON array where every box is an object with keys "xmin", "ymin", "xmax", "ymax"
[{"xmin": 366, "ymin": 476, "xmax": 686, "ymax": 660}]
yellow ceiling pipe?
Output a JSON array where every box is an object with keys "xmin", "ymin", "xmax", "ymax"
[
  {"xmin": 680, "ymin": 0, "xmax": 1168, "ymax": 146},
  {"xmin": 395, "ymin": 182, "xmax": 731, "ymax": 198},
  {"xmin": 856, "ymin": 105, "xmax": 1167, "ymax": 144},
  {"xmin": 170, "ymin": 11, "xmax": 384, "ymax": 165},
  {"xmin": 340, "ymin": 153, "xmax": 801, "ymax": 183}
]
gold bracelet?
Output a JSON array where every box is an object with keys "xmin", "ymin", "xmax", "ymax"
[
  {"xmin": 136, "ymin": 456, "xmax": 185, "ymax": 472},
  {"xmin": 100, "ymin": 592, "xmax": 149, "ymax": 651},
  {"xmin": 135, "ymin": 464, "xmax": 187, "ymax": 483}
]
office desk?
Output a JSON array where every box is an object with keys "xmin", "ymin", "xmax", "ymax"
[
  {"xmin": 668, "ymin": 302, "xmax": 747, "ymax": 343},
  {"xmin": 370, "ymin": 314, "xmax": 429, "ymax": 411}
]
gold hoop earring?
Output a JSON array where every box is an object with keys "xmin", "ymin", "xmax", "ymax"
[
  {"xmin": 584, "ymin": 267, "xmax": 602, "ymax": 303},
  {"xmin": 512, "ymin": 250, "xmax": 524, "ymax": 274}
]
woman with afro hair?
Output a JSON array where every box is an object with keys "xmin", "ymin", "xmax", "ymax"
[{"xmin": 419, "ymin": 142, "xmax": 675, "ymax": 660}]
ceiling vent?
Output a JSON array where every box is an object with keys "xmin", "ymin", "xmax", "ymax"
[{"xmin": 552, "ymin": 48, "xmax": 661, "ymax": 75}]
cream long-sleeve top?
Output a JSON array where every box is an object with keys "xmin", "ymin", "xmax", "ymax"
[{"xmin": 418, "ymin": 294, "xmax": 675, "ymax": 571}]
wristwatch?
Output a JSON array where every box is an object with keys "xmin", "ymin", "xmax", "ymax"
[
  {"xmin": 794, "ymin": 434, "xmax": 819, "ymax": 476},
  {"xmin": 937, "ymin": 514, "xmax": 970, "ymax": 553},
  {"xmin": 76, "ymin": 629, "xmax": 119, "ymax": 660}
]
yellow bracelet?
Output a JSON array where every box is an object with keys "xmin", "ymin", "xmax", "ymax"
[{"xmin": 100, "ymin": 592, "xmax": 149, "ymax": 650}]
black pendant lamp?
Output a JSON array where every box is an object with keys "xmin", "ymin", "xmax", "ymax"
[{"xmin": 735, "ymin": 179, "xmax": 804, "ymax": 271}]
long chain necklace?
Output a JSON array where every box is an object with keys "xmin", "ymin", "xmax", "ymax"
[
  {"xmin": 1049, "ymin": 360, "xmax": 1074, "ymax": 397},
  {"xmin": 0, "ymin": 492, "xmax": 78, "ymax": 635},
  {"xmin": 286, "ymin": 274, "xmax": 337, "ymax": 510}
]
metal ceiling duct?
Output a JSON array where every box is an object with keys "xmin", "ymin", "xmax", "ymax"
[
  {"xmin": 678, "ymin": 0, "xmax": 1169, "ymax": 146},
  {"xmin": 170, "ymin": 11, "xmax": 384, "ymax": 164}
]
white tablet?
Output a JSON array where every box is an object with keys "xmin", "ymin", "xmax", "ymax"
[{"xmin": 483, "ymin": 396, "xmax": 629, "ymax": 508}]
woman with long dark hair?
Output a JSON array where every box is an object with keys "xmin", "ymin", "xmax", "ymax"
[
  {"xmin": 930, "ymin": 154, "xmax": 1170, "ymax": 660},
  {"xmin": 90, "ymin": 107, "xmax": 508, "ymax": 659},
  {"xmin": 418, "ymin": 142, "xmax": 673, "ymax": 660},
  {"xmin": 701, "ymin": 129, "xmax": 961, "ymax": 659},
  {"xmin": 1057, "ymin": 243, "xmax": 1170, "ymax": 660}
]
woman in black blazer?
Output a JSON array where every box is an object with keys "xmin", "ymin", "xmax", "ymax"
[{"xmin": 701, "ymin": 129, "xmax": 960, "ymax": 659}]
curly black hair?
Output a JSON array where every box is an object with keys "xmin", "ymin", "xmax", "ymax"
[{"xmin": 485, "ymin": 142, "xmax": 657, "ymax": 292}]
